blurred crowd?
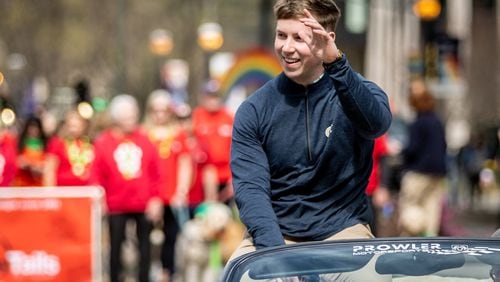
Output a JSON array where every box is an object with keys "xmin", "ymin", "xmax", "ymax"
[
  {"xmin": 367, "ymin": 79, "xmax": 500, "ymax": 240},
  {"xmin": 1, "ymin": 76, "xmax": 500, "ymax": 282},
  {"xmin": 0, "ymin": 79, "xmax": 244, "ymax": 282}
]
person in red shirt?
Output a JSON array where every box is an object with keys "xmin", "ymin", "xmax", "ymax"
[
  {"xmin": 366, "ymin": 135, "xmax": 389, "ymax": 236},
  {"xmin": 0, "ymin": 125, "xmax": 17, "ymax": 186},
  {"xmin": 177, "ymin": 107, "xmax": 219, "ymax": 217},
  {"xmin": 91, "ymin": 94, "xmax": 163, "ymax": 282},
  {"xmin": 143, "ymin": 90, "xmax": 192, "ymax": 282},
  {"xmin": 186, "ymin": 138, "xmax": 218, "ymax": 215},
  {"xmin": 367, "ymin": 135, "xmax": 389, "ymax": 196},
  {"xmin": 192, "ymin": 80, "xmax": 234, "ymax": 204},
  {"xmin": 44, "ymin": 109, "xmax": 94, "ymax": 186}
]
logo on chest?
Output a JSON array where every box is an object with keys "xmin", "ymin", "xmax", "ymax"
[{"xmin": 325, "ymin": 124, "xmax": 333, "ymax": 138}]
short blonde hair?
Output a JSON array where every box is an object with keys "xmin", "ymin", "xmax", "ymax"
[{"xmin": 273, "ymin": 0, "xmax": 341, "ymax": 32}]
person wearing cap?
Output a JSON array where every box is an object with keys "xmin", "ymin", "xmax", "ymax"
[
  {"xmin": 229, "ymin": 0, "xmax": 391, "ymax": 261},
  {"xmin": 90, "ymin": 94, "xmax": 163, "ymax": 282},
  {"xmin": 192, "ymin": 80, "xmax": 235, "ymax": 205}
]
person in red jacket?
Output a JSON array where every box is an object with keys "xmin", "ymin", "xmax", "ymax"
[
  {"xmin": 192, "ymin": 80, "xmax": 234, "ymax": 204},
  {"xmin": 91, "ymin": 94, "xmax": 163, "ymax": 282},
  {"xmin": 44, "ymin": 109, "xmax": 94, "ymax": 186}
]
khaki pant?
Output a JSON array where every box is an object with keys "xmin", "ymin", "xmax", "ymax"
[
  {"xmin": 398, "ymin": 171, "xmax": 446, "ymax": 236},
  {"xmin": 228, "ymin": 223, "xmax": 374, "ymax": 263}
]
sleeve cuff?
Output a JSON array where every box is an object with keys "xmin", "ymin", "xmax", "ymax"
[{"xmin": 323, "ymin": 53, "xmax": 346, "ymax": 71}]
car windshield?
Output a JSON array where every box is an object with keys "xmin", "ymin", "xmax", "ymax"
[{"xmin": 223, "ymin": 238, "xmax": 500, "ymax": 281}]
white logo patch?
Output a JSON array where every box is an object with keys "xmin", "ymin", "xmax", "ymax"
[
  {"xmin": 325, "ymin": 124, "xmax": 333, "ymax": 138},
  {"xmin": 114, "ymin": 141, "xmax": 143, "ymax": 179}
]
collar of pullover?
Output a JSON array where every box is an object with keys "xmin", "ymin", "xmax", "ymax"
[{"xmin": 276, "ymin": 72, "xmax": 332, "ymax": 97}]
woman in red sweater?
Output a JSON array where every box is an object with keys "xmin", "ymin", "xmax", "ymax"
[
  {"xmin": 91, "ymin": 94, "xmax": 163, "ymax": 282},
  {"xmin": 143, "ymin": 89, "xmax": 192, "ymax": 281},
  {"xmin": 0, "ymin": 125, "xmax": 17, "ymax": 186},
  {"xmin": 44, "ymin": 109, "xmax": 94, "ymax": 186}
]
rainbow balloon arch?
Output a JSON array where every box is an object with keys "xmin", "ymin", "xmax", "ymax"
[{"xmin": 219, "ymin": 47, "xmax": 282, "ymax": 113}]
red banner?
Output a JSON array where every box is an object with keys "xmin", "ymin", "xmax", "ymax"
[{"xmin": 0, "ymin": 187, "xmax": 103, "ymax": 282}]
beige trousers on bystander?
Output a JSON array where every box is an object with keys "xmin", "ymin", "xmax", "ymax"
[{"xmin": 398, "ymin": 171, "xmax": 447, "ymax": 236}]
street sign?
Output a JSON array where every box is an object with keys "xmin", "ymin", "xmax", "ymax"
[{"xmin": 0, "ymin": 187, "xmax": 103, "ymax": 282}]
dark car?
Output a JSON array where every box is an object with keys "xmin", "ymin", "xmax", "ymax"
[{"xmin": 222, "ymin": 235, "xmax": 500, "ymax": 281}]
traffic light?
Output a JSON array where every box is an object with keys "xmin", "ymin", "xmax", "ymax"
[{"xmin": 413, "ymin": 0, "xmax": 442, "ymax": 21}]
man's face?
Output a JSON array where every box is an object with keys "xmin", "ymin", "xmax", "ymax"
[{"xmin": 274, "ymin": 18, "xmax": 324, "ymax": 85}]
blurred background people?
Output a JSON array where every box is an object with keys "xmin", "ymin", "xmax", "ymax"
[
  {"xmin": 161, "ymin": 59, "xmax": 190, "ymax": 106},
  {"xmin": 192, "ymin": 80, "xmax": 234, "ymax": 205},
  {"xmin": 457, "ymin": 132, "xmax": 491, "ymax": 209},
  {"xmin": 13, "ymin": 116, "xmax": 47, "ymax": 187},
  {"xmin": 43, "ymin": 109, "xmax": 94, "ymax": 187},
  {"xmin": 366, "ymin": 134, "xmax": 389, "ymax": 237},
  {"xmin": 179, "ymin": 106, "xmax": 245, "ymax": 282},
  {"xmin": 0, "ymin": 128, "xmax": 17, "ymax": 187},
  {"xmin": 0, "ymin": 99, "xmax": 17, "ymax": 187},
  {"xmin": 143, "ymin": 89, "xmax": 191, "ymax": 282},
  {"xmin": 90, "ymin": 94, "xmax": 163, "ymax": 282},
  {"xmin": 398, "ymin": 79, "xmax": 448, "ymax": 237},
  {"xmin": 175, "ymin": 101, "xmax": 219, "ymax": 218},
  {"xmin": 176, "ymin": 202, "xmax": 239, "ymax": 282},
  {"xmin": 185, "ymin": 137, "xmax": 219, "ymax": 218}
]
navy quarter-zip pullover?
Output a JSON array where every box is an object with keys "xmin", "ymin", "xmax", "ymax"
[{"xmin": 230, "ymin": 55, "xmax": 392, "ymax": 249}]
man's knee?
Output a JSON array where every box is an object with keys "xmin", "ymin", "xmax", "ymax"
[{"xmin": 227, "ymin": 235, "xmax": 256, "ymax": 264}]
